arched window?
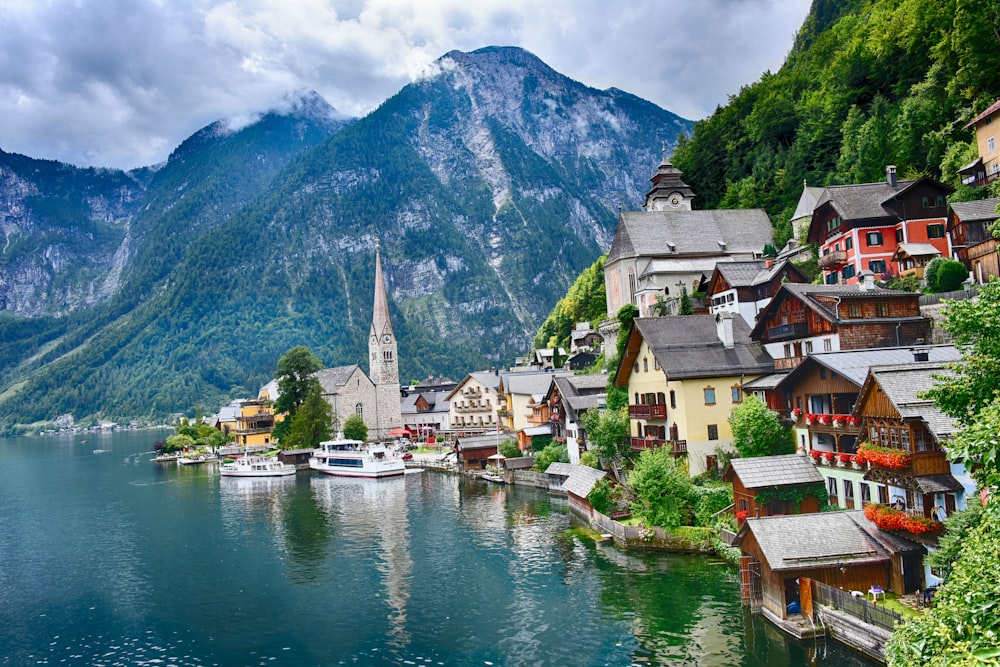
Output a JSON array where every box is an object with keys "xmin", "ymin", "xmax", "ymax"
[{"xmin": 355, "ymin": 403, "xmax": 363, "ymax": 417}]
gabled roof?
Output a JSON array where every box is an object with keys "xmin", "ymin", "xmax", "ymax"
[
  {"xmin": 892, "ymin": 242, "xmax": 941, "ymax": 260},
  {"xmin": 858, "ymin": 362, "xmax": 958, "ymax": 439},
  {"xmin": 774, "ymin": 345, "xmax": 960, "ymax": 390},
  {"xmin": 400, "ymin": 390, "xmax": 450, "ymax": 415},
  {"xmin": 502, "ymin": 370, "xmax": 570, "ymax": 397},
  {"xmin": 711, "ymin": 258, "xmax": 807, "ymax": 292},
  {"xmin": 550, "ymin": 374, "xmax": 608, "ymax": 420},
  {"xmin": 607, "ymin": 208, "xmax": 773, "ymax": 264},
  {"xmin": 964, "ymin": 98, "xmax": 1000, "ymax": 129},
  {"xmin": 546, "ymin": 462, "xmax": 575, "ymax": 478},
  {"xmin": 736, "ymin": 511, "xmax": 893, "ymax": 571},
  {"xmin": 446, "ymin": 371, "xmax": 501, "ymax": 401},
  {"xmin": 748, "ymin": 283, "xmax": 923, "ymax": 339},
  {"xmin": 723, "ymin": 454, "xmax": 824, "ymax": 489},
  {"xmin": 791, "ymin": 185, "xmax": 826, "ymax": 221},
  {"xmin": 949, "ymin": 197, "xmax": 1000, "ymax": 225},
  {"xmin": 617, "ymin": 314, "xmax": 774, "ymax": 385},
  {"xmin": 316, "ymin": 365, "xmax": 370, "ymax": 393},
  {"xmin": 561, "ymin": 465, "xmax": 607, "ymax": 498},
  {"xmin": 456, "ymin": 434, "xmax": 501, "ymax": 451}
]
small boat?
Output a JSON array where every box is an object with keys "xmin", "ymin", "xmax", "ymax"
[
  {"xmin": 151, "ymin": 453, "xmax": 180, "ymax": 463},
  {"xmin": 177, "ymin": 454, "xmax": 208, "ymax": 465},
  {"xmin": 309, "ymin": 434, "xmax": 405, "ymax": 479},
  {"xmin": 219, "ymin": 452, "xmax": 296, "ymax": 477}
]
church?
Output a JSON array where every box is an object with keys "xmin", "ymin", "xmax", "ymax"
[
  {"xmin": 316, "ymin": 241, "xmax": 402, "ymax": 440},
  {"xmin": 604, "ymin": 155, "xmax": 775, "ymax": 317}
]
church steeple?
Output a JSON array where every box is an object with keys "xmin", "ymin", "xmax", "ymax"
[
  {"xmin": 643, "ymin": 150, "xmax": 695, "ymax": 212},
  {"xmin": 369, "ymin": 238, "xmax": 399, "ymax": 388}
]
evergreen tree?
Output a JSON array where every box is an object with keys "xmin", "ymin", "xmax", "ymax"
[
  {"xmin": 678, "ymin": 287, "xmax": 693, "ymax": 316},
  {"xmin": 728, "ymin": 394, "xmax": 794, "ymax": 458},
  {"xmin": 273, "ymin": 346, "xmax": 323, "ymax": 441},
  {"xmin": 282, "ymin": 383, "xmax": 333, "ymax": 449}
]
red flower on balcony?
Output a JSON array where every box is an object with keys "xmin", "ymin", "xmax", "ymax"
[
  {"xmin": 809, "ymin": 449, "xmax": 822, "ymax": 462},
  {"xmin": 837, "ymin": 452, "xmax": 851, "ymax": 465},
  {"xmin": 864, "ymin": 503, "xmax": 942, "ymax": 535},
  {"xmin": 736, "ymin": 510, "xmax": 748, "ymax": 522},
  {"xmin": 792, "ymin": 407, "xmax": 802, "ymax": 418},
  {"xmin": 817, "ymin": 414, "xmax": 831, "ymax": 425},
  {"xmin": 821, "ymin": 451, "xmax": 834, "ymax": 463},
  {"xmin": 856, "ymin": 443, "xmax": 911, "ymax": 469},
  {"xmin": 804, "ymin": 413, "xmax": 814, "ymax": 425}
]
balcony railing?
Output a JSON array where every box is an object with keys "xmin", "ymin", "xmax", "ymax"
[
  {"xmin": 818, "ymin": 250, "xmax": 848, "ymax": 270},
  {"xmin": 629, "ymin": 437, "xmax": 687, "ymax": 456},
  {"xmin": 628, "ymin": 404, "xmax": 668, "ymax": 419},
  {"xmin": 766, "ymin": 322, "xmax": 809, "ymax": 341}
]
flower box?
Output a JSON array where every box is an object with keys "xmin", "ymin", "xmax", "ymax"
[
  {"xmin": 836, "ymin": 452, "xmax": 852, "ymax": 466},
  {"xmin": 821, "ymin": 451, "xmax": 834, "ymax": 465},
  {"xmin": 809, "ymin": 450, "xmax": 822, "ymax": 463},
  {"xmin": 864, "ymin": 503, "xmax": 943, "ymax": 536},
  {"xmin": 856, "ymin": 443, "xmax": 911, "ymax": 469}
]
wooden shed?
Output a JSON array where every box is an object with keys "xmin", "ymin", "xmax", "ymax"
[{"xmin": 723, "ymin": 454, "xmax": 826, "ymax": 526}]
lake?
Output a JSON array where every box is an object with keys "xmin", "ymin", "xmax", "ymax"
[{"xmin": 0, "ymin": 430, "xmax": 878, "ymax": 666}]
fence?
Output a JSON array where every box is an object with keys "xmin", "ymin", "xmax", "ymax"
[
  {"xmin": 919, "ymin": 285, "xmax": 979, "ymax": 306},
  {"xmin": 810, "ymin": 580, "xmax": 902, "ymax": 632},
  {"xmin": 512, "ymin": 470, "xmax": 548, "ymax": 489}
]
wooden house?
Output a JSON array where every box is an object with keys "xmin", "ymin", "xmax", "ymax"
[
  {"xmin": 948, "ymin": 197, "xmax": 1000, "ymax": 284},
  {"xmin": 707, "ymin": 258, "xmax": 807, "ymax": 328},
  {"xmin": 546, "ymin": 374, "xmax": 607, "ymax": 464},
  {"xmin": 723, "ymin": 454, "xmax": 826, "ymax": 526},
  {"xmin": 561, "ymin": 465, "xmax": 608, "ymax": 518},
  {"xmin": 960, "ymin": 98, "xmax": 1000, "ymax": 187},
  {"xmin": 748, "ymin": 279, "xmax": 931, "ymax": 370},
  {"xmin": 736, "ymin": 511, "xmax": 925, "ymax": 622},
  {"xmin": 454, "ymin": 434, "xmax": 500, "ymax": 472},
  {"xmin": 806, "ymin": 167, "xmax": 953, "ymax": 285}
]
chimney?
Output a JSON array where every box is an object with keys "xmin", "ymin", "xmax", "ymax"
[
  {"xmin": 765, "ymin": 258, "xmax": 774, "ymax": 269},
  {"xmin": 886, "ymin": 165, "xmax": 898, "ymax": 188},
  {"xmin": 716, "ymin": 312, "xmax": 735, "ymax": 348},
  {"xmin": 858, "ymin": 270, "xmax": 876, "ymax": 292}
]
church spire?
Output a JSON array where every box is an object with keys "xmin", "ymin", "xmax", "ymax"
[{"xmin": 371, "ymin": 238, "xmax": 393, "ymax": 340}]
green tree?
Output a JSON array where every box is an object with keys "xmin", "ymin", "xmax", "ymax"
[
  {"xmin": 581, "ymin": 406, "xmax": 630, "ymax": 462},
  {"xmin": 282, "ymin": 383, "xmax": 333, "ymax": 449},
  {"xmin": 342, "ymin": 413, "xmax": 368, "ymax": 442},
  {"xmin": 627, "ymin": 446, "xmax": 695, "ymax": 530},
  {"xmin": 728, "ymin": 394, "xmax": 794, "ymax": 458},
  {"xmin": 163, "ymin": 433, "xmax": 195, "ymax": 453},
  {"xmin": 534, "ymin": 442, "xmax": 569, "ymax": 472},
  {"xmin": 273, "ymin": 346, "xmax": 323, "ymax": 441},
  {"xmin": 924, "ymin": 258, "xmax": 969, "ymax": 293},
  {"xmin": 678, "ymin": 286, "xmax": 693, "ymax": 315},
  {"xmin": 579, "ymin": 449, "xmax": 601, "ymax": 469},
  {"xmin": 498, "ymin": 438, "xmax": 521, "ymax": 459}
]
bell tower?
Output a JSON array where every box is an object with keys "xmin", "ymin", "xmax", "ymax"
[{"xmin": 369, "ymin": 238, "xmax": 401, "ymax": 438}]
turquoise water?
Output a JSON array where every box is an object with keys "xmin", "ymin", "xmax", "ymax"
[{"xmin": 0, "ymin": 431, "xmax": 877, "ymax": 666}]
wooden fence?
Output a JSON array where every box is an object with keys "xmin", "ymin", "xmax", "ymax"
[{"xmin": 810, "ymin": 580, "xmax": 902, "ymax": 632}]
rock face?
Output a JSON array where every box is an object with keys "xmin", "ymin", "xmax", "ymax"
[{"xmin": 0, "ymin": 47, "xmax": 693, "ymax": 424}]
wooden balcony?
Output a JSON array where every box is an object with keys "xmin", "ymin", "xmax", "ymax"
[
  {"xmin": 774, "ymin": 356, "xmax": 804, "ymax": 370},
  {"xmin": 818, "ymin": 250, "xmax": 848, "ymax": 270},
  {"xmin": 630, "ymin": 437, "xmax": 687, "ymax": 456},
  {"xmin": 766, "ymin": 322, "xmax": 809, "ymax": 341},
  {"xmin": 864, "ymin": 448, "xmax": 951, "ymax": 477},
  {"xmin": 628, "ymin": 404, "xmax": 667, "ymax": 419}
]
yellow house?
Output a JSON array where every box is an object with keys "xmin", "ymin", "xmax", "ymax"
[
  {"xmin": 233, "ymin": 398, "xmax": 278, "ymax": 447},
  {"xmin": 961, "ymin": 98, "xmax": 1000, "ymax": 186},
  {"xmin": 615, "ymin": 313, "xmax": 774, "ymax": 476}
]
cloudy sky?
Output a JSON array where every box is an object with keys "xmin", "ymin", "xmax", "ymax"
[{"xmin": 0, "ymin": 0, "xmax": 811, "ymax": 170}]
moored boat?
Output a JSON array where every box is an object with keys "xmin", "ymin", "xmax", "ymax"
[
  {"xmin": 219, "ymin": 453, "xmax": 296, "ymax": 477},
  {"xmin": 309, "ymin": 435, "xmax": 405, "ymax": 479}
]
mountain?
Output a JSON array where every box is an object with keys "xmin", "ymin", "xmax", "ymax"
[{"xmin": 0, "ymin": 48, "xmax": 692, "ymax": 428}]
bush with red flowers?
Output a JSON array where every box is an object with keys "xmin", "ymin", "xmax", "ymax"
[
  {"xmin": 837, "ymin": 452, "xmax": 852, "ymax": 465},
  {"xmin": 736, "ymin": 510, "xmax": 748, "ymax": 522},
  {"xmin": 864, "ymin": 503, "xmax": 942, "ymax": 535},
  {"xmin": 856, "ymin": 442, "xmax": 911, "ymax": 469}
]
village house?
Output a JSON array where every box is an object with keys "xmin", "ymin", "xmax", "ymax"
[
  {"xmin": 959, "ymin": 98, "xmax": 1000, "ymax": 187},
  {"xmin": 569, "ymin": 322, "xmax": 603, "ymax": 353},
  {"xmin": 446, "ymin": 371, "xmax": 501, "ymax": 435},
  {"xmin": 604, "ymin": 156, "xmax": 774, "ymax": 318},
  {"xmin": 948, "ymin": 197, "xmax": 1000, "ymax": 284},
  {"xmin": 748, "ymin": 275, "xmax": 932, "ymax": 370},
  {"xmin": 496, "ymin": 369, "xmax": 571, "ymax": 436},
  {"xmin": 615, "ymin": 312, "xmax": 774, "ymax": 476},
  {"xmin": 706, "ymin": 256, "xmax": 808, "ymax": 327},
  {"xmin": 545, "ymin": 373, "xmax": 607, "ymax": 464},
  {"xmin": 805, "ymin": 166, "xmax": 954, "ymax": 285},
  {"xmin": 453, "ymin": 433, "xmax": 501, "ymax": 473},
  {"xmin": 399, "ymin": 388, "xmax": 451, "ymax": 436},
  {"xmin": 736, "ymin": 511, "xmax": 925, "ymax": 630},
  {"xmin": 723, "ymin": 454, "xmax": 826, "ymax": 527},
  {"xmin": 231, "ymin": 397, "xmax": 277, "ymax": 447}
]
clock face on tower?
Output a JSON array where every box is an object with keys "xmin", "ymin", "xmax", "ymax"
[
  {"xmin": 383, "ymin": 335, "xmax": 391, "ymax": 343},
  {"xmin": 668, "ymin": 192, "xmax": 683, "ymax": 208}
]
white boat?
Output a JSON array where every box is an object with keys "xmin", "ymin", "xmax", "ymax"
[
  {"xmin": 309, "ymin": 435, "xmax": 405, "ymax": 479},
  {"xmin": 219, "ymin": 453, "xmax": 297, "ymax": 477}
]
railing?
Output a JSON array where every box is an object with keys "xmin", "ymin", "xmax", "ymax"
[
  {"xmin": 818, "ymin": 250, "xmax": 848, "ymax": 270},
  {"xmin": 774, "ymin": 356, "xmax": 804, "ymax": 370},
  {"xmin": 628, "ymin": 404, "xmax": 667, "ymax": 419},
  {"xmin": 630, "ymin": 437, "xmax": 686, "ymax": 455},
  {"xmin": 810, "ymin": 580, "xmax": 902, "ymax": 632},
  {"xmin": 766, "ymin": 322, "xmax": 809, "ymax": 341}
]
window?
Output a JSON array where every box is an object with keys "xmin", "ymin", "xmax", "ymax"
[
  {"xmin": 927, "ymin": 223, "xmax": 945, "ymax": 239},
  {"xmin": 706, "ymin": 455, "xmax": 718, "ymax": 472},
  {"xmin": 355, "ymin": 403, "xmax": 364, "ymax": 417},
  {"xmin": 643, "ymin": 358, "xmax": 648, "ymax": 372},
  {"xmin": 869, "ymin": 259, "xmax": 887, "ymax": 274},
  {"xmin": 989, "ymin": 136, "xmax": 996, "ymax": 152},
  {"xmin": 877, "ymin": 485, "xmax": 889, "ymax": 504},
  {"xmin": 844, "ymin": 479, "xmax": 855, "ymax": 508},
  {"xmin": 827, "ymin": 476, "xmax": 838, "ymax": 502},
  {"xmin": 783, "ymin": 343, "xmax": 792, "ymax": 357},
  {"xmin": 860, "ymin": 483, "xmax": 872, "ymax": 505},
  {"xmin": 826, "ymin": 272, "xmax": 838, "ymax": 284},
  {"xmin": 866, "ymin": 231, "xmax": 883, "ymax": 246},
  {"xmin": 731, "ymin": 386, "xmax": 742, "ymax": 403},
  {"xmin": 834, "ymin": 243, "xmax": 840, "ymax": 251},
  {"xmin": 845, "ymin": 237, "xmax": 853, "ymax": 250},
  {"xmin": 848, "ymin": 303, "xmax": 861, "ymax": 318},
  {"xmin": 704, "ymin": 387, "xmax": 716, "ymax": 405},
  {"xmin": 823, "ymin": 338, "xmax": 833, "ymax": 352},
  {"xmin": 827, "ymin": 216, "xmax": 842, "ymax": 233},
  {"xmin": 707, "ymin": 424, "xmax": 719, "ymax": 440},
  {"xmin": 669, "ymin": 390, "xmax": 676, "ymax": 409},
  {"xmin": 876, "ymin": 302, "xmax": 888, "ymax": 316},
  {"xmin": 895, "ymin": 228, "xmax": 904, "ymax": 243},
  {"xmin": 823, "ymin": 247, "xmax": 830, "ymax": 256},
  {"xmin": 922, "ymin": 196, "xmax": 931, "ymax": 208},
  {"xmin": 842, "ymin": 264, "xmax": 856, "ymax": 280},
  {"xmin": 804, "ymin": 341, "xmax": 813, "ymax": 354},
  {"xmin": 936, "ymin": 195, "xmax": 945, "ymax": 208}
]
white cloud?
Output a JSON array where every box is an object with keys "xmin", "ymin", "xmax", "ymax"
[{"xmin": 0, "ymin": 0, "xmax": 810, "ymax": 169}]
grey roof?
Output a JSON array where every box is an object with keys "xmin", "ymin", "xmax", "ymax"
[
  {"xmin": 914, "ymin": 474, "xmax": 965, "ymax": 494},
  {"xmin": 414, "ymin": 375, "xmax": 457, "ymax": 390},
  {"xmin": 715, "ymin": 258, "xmax": 798, "ymax": 289},
  {"xmin": 814, "ymin": 180, "xmax": 917, "ymax": 221},
  {"xmin": 561, "ymin": 465, "xmax": 607, "ymax": 498},
  {"xmin": 743, "ymin": 373, "xmax": 788, "ymax": 390},
  {"xmin": 546, "ymin": 462, "xmax": 574, "ymax": 478},
  {"xmin": 791, "ymin": 185, "xmax": 826, "ymax": 221},
  {"xmin": 608, "ymin": 208, "xmax": 773, "ymax": 263},
  {"xmin": 400, "ymin": 390, "xmax": 450, "ymax": 415},
  {"xmin": 867, "ymin": 362, "xmax": 958, "ymax": 438},
  {"xmin": 447, "ymin": 371, "xmax": 502, "ymax": 400},
  {"xmin": 315, "ymin": 365, "xmax": 368, "ymax": 393},
  {"xmin": 503, "ymin": 370, "xmax": 570, "ymax": 396},
  {"xmin": 738, "ymin": 511, "xmax": 890, "ymax": 571},
  {"xmin": 775, "ymin": 344, "xmax": 960, "ymax": 389},
  {"xmin": 964, "ymin": 98, "xmax": 1000, "ymax": 129},
  {"xmin": 634, "ymin": 314, "xmax": 774, "ymax": 380},
  {"xmin": 552, "ymin": 374, "xmax": 607, "ymax": 419},
  {"xmin": 893, "ymin": 242, "xmax": 941, "ymax": 259},
  {"xmin": 950, "ymin": 197, "xmax": 1000, "ymax": 223},
  {"xmin": 456, "ymin": 434, "xmax": 502, "ymax": 451},
  {"xmin": 726, "ymin": 454, "xmax": 824, "ymax": 489}
]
